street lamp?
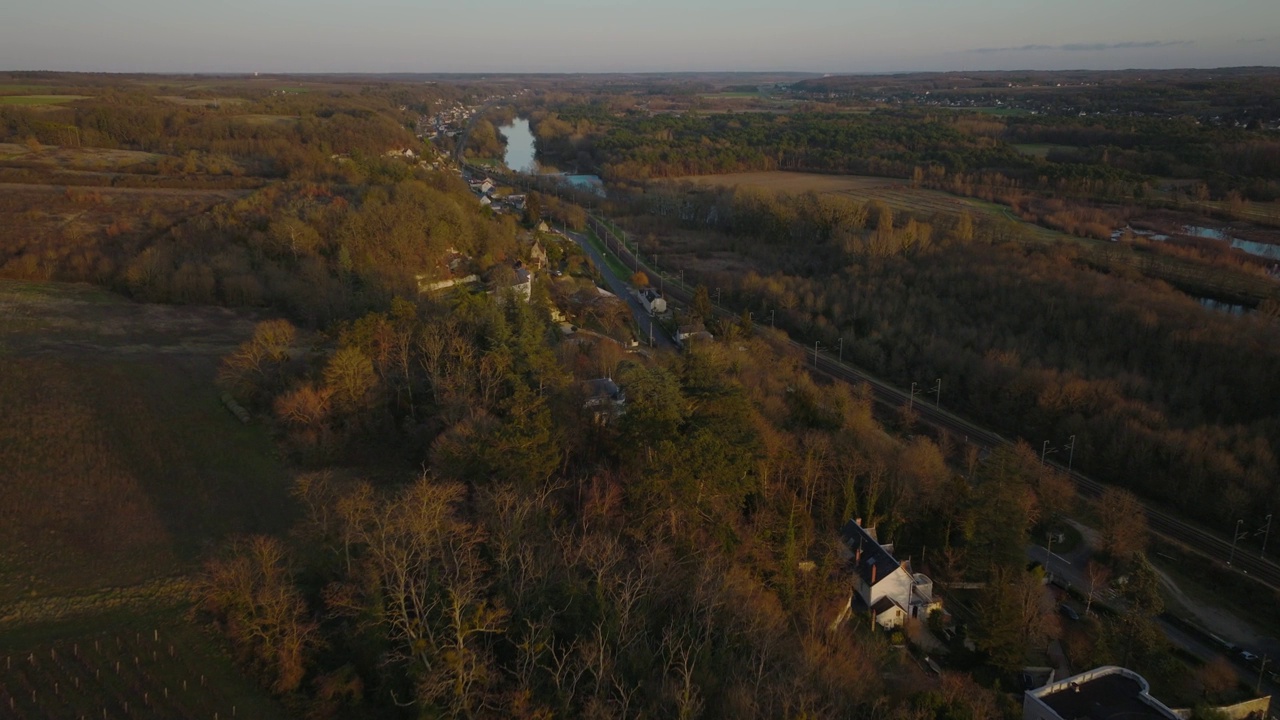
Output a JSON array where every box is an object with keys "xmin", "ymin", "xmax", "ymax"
[
  {"xmin": 837, "ymin": 337, "xmax": 843, "ymax": 364},
  {"xmin": 769, "ymin": 310, "xmax": 775, "ymax": 328},
  {"xmin": 813, "ymin": 341, "xmax": 824, "ymax": 368},
  {"xmin": 930, "ymin": 378, "xmax": 941, "ymax": 408},
  {"xmin": 1229, "ymin": 519, "xmax": 1245, "ymax": 566},
  {"xmin": 909, "ymin": 382, "xmax": 919, "ymax": 410},
  {"xmin": 1065, "ymin": 435, "xmax": 1077, "ymax": 475}
]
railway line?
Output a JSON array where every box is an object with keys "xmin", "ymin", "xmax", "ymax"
[{"xmin": 585, "ymin": 213, "xmax": 1280, "ymax": 593}]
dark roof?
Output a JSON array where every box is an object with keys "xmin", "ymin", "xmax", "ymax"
[
  {"xmin": 870, "ymin": 596, "xmax": 902, "ymax": 614},
  {"xmin": 584, "ymin": 378, "xmax": 624, "ymax": 403},
  {"xmin": 1039, "ymin": 673, "xmax": 1171, "ymax": 720},
  {"xmin": 840, "ymin": 519, "xmax": 903, "ymax": 588}
]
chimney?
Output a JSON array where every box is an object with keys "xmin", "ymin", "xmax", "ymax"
[
  {"xmin": 871, "ymin": 564, "xmax": 878, "ymax": 584},
  {"xmin": 855, "ymin": 547, "xmax": 862, "ymax": 564},
  {"xmin": 855, "ymin": 517, "xmax": 862, "ymax": 527}
]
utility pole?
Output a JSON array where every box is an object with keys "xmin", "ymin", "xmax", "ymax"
[
  {"xmin": 909, "ymin": 382, "xmax": 919, "ymax": 410},
  {"xmin": 1258, "ymin": 656, "xmax": 1270, "ymax": 695},
  {"xmin": 931, "ymin": 378, "xmax": 941, "ymax": 408},
  {"xmin": 715, "ymin": 287, "xmax": 721, "ymax": 308},
  {"xmin": 813, "ymin": 341, "xmax": 823, "ymax": 368},
  {"xmin": 1065, "ymin": 435, "xmax": 1077, "ymax": 475},
  {"xmin": 1041, "ymin": 441, "xmax": 1057, "ymax": 466},
  {"xmin": 769, "ymin": 310, "xmax": 775, "ymax": 328},
  {"xmin": 1229, "ymin": 519, "xmax": 1245, "ymax": 566},
  {"xmin": 837, "ymin": 337, "xmax": 843, "ymax": 364},
  {"xmin": 1261, "ymin": 513, "xmax": 1273, "ymax": 560},
  {"xmin": 1046, "ymin": 531, "xmax": 1056, "ymax": 580}
]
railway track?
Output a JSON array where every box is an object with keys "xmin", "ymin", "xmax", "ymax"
[{"xmin": 587, "ymin": 213, "xmax": 1280, "ymax": 593}]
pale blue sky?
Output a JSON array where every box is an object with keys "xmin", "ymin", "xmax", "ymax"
[{"xmin": 2, "ymin": 0, "xmax": 1277, "ymax": 73}]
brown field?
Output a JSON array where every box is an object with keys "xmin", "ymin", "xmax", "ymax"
[
  {"xmin": 232, "ymin": 114, "xmax": 298, "ymax": 126},
  {"xmin": 0, "ymin": 183, "xmax": 246, "ymax": 283},
  {"xmin": 0, "ymin": 143, "xmax": 165, "ymax": 170},
  {"xmin": 673, "ymin": 171, "xmax": 1070, "ymax": 243}
]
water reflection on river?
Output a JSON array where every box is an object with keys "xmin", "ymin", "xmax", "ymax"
[{"xmin": 499, "ymin": 117, "xmax": 605, "ymax": 196}]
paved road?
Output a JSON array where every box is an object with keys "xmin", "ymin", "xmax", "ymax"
[
  {"xmin": 564, "ymin": 228, "xmax": 674, "ymax": 351},
  {"xmin": 481, "ymin": 168, "xmax": 1280, "ymax": 594}
]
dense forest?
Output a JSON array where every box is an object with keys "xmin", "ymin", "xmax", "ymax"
[
  {"xmin": 618, "ymin": 186, "xmax": 1280, "ymax": 532},
  {"xmin": 1, "ymin": 73, "xmax": 1269, "ymax": 718},
  {"xmin": 204, "ymin": 275, "xmax": 1186, "ymax": 717}
]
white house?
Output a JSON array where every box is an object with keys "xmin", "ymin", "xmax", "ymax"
[{"xmin": 839, "ymin": 518, "xmax": 941, "ymax": 629}]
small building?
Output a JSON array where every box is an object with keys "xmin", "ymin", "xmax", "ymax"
[
  {"xmin": 1024, "ymin": 667, "xmax": 1181, "ymax": 720},
  {"xmin": 839, "ymin": 518, "xmax": 941, "ymax": 629},
  {"xmin": 1026, "ymin": 666, "xmax": 1273, "ymax": 720},
  {"xmin": 510, "ymin": 265, "xmax": 532, "ymax": 303},
  {"xmin": 675, "ymin": 323, "xmax": 714, "ymax": 349},
  {"xmin": 583, "ymin": 378, "xmax": 626, "ymax": 423},
  {"xmin": 530, "ymin": 240, "xmax": 549, "ymax": 270}
]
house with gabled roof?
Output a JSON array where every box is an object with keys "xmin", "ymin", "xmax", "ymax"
[{"xmin": 839, "ymin": 518, "xmax": 941, "ymax": 629}]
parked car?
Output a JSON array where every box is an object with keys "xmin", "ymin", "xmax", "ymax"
[
  {"xmin": 1239, "ymin": 650, "xmax": 1259, "ymax": 664},
  {"xmin": 1059, "ymin": 604, "xmax": 1080, "ymax": 621}
]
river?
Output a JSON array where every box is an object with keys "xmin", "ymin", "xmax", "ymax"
[
  {"xmin": 498, "ymin": 117, "xmax": 605, "ymax": 196},
  {"xmin": 499, "ymin": 117, "xmax": 539, "ymax": 173}
]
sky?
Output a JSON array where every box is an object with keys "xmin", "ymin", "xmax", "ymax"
[{"xmin": 2, "ymin": 0, "xmax": 1278, "ymax": 74}]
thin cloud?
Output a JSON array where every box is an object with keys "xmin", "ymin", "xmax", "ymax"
[{"xmin": 971, "ymin": 40, "xmax": 1192, "ymax": 54}]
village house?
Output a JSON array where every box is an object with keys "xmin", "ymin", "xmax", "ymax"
[
  {"xmin": 529, "ymin": 240, "xmax": 549, "ymax": 270},
  {"xmin": 839, "ymin": 518, "xmax": 942, "ymax": 629},
  {"xmin": 675, "ymin": 322, "xmax": 713, "ymax": 348},
  {"xmin": 582, "ymin": 377, "xmax": 626, "ymax": 423}
]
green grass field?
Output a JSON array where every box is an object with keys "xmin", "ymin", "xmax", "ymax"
[
  {"xmin": 0, "ymin": 279, "xmax": 290, "ymax": 717},
  {"xmin": 0, "ymin": 608, "xmax": 285, "ymax": 719},
  {"xmin": 0, "ymin": 84, "xmax": 55, "ymax": 94},
  {"xmin": 0, "ymin": 95, "xmax": 90, "ymax": 106}
]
